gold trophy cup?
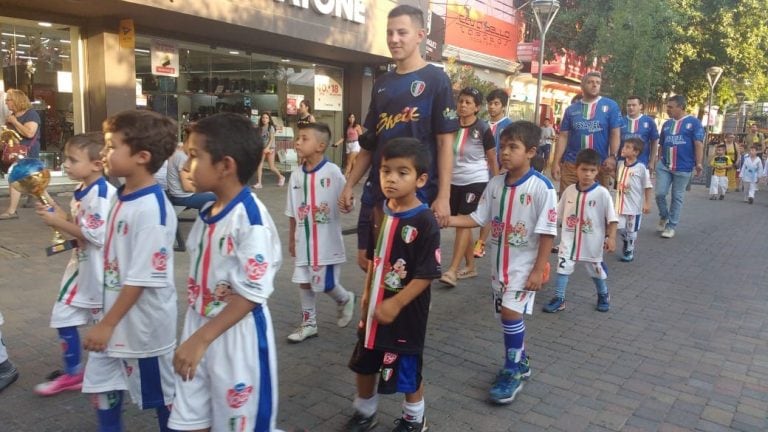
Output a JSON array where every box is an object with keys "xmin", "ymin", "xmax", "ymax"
[{"xmin": 8, "ymin": 158, "xmax": 75, "ymax": 255}]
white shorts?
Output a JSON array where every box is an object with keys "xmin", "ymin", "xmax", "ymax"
[
  {"xmin": 617, "ymin": 214, "xmax": 642, "ymax": 232},
  {"xmin": 82, "ymin": 351, "xmax": 175, "ymax": 409},
  {"xmin": 346, "ymin": 141, "xmax": 361, "ymax": 154},
  {"xmin": 491, "ymin": 280, "xmax": 536, "ymax": 316},
  {"xmin": 49, "ymin": 302, "xmax": 101, "ymax": 328},
  {"xmin": 291, "ymin": 264, "xmax": 341, "ymax": 293},
  {"xmin": 556, "ymin": 257, "xmax": 608, "ymax": 280},
  {"xmin": 168, "ymin": 305, "xmax": 278, "ymax": 432}
]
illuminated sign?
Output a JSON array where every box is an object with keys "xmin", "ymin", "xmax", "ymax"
[{"xmin": 274, "ymin": 0, "xmax": 366, "ymax": 24}]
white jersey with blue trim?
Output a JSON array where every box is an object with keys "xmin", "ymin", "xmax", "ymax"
[{"xmin": 558, "ymin": 183, "xmax": 618, "ymax": 263}]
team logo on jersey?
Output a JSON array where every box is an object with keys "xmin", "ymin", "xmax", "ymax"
[
  {"xmin": 401, "ymin": 225, "xmax": 418, "ymax": 244},
  {"xmin": 435, "ymin": 247, "xmax": 441, "ymax": 264},
  {"xmin": 297, "ymin": 203, "xmax": 311, "ymax": 220},
  {"xmin": 229, "ymin": 415, "xmax": 247, "ymax": 432},
  {"xmin": 320, "ymin": 178, "xmax": 331, "ymax": 188},
  {"xmin": 602, "ymin": 105, "xmax": 609, "ymax": 113},
  {"xmin": 384, "ymin": 259, "xmax": 407, "ymax": 291},
  {"xmin": 643, "ymin": 122, "xmax": 649, "ymax": 128},
  {"xmin": 152, "ymin": 248, "xmax": 168, "ymax": 271},
  {"xmin": 187, "ymin": 277, "xmax": 200, "ymax": 305},
  {"xmin": 491, "ymin": 217, "xmax": 505, "ymax": 238},
  {"xmin": 507, "ymin": 221, "xmax": 529, "ymax": 247},
  {"xmin": 471, "ymin": 129, "xmax": 480, "ymax": 139},
  {"xmin": 565, "ymin": 214, "xmax": 579, "ymax": 231},
  {"xmin": 85, "ymin": 213, "xmax": 104, "ymax": 229},
  {"xmin": 465, "ymin": 193, "xmax": 477, "ymax": 204},
  {"xmin": 548, "ymin": 208, "xmax": 557, "ymax": 223},
  {"xmin": 383, "ymin": 352, "xmax": 398, "ymax": 365},
  {"xmin": 410, "ymin": 80, "xmax": 426, "ymax": 97},
  {"xmin": 588, "ymin": 200, "xmax": 596, "ymax": 207},
  {"xmin": 686, "ymin": 123, "xmax": 692, "ymax": 129},
  {"xmin": 219, "ymin": 235, "xmax": 235, "ymax": 255},
  {"xmin": 226, "ymin": 382, "xmax": 254, "ymax": 408},
  {"xmin": 245, "ymin": 254, "xmax": 268, "ymax": 282},
  {"xmin": 381, "ymin": 367, "xmax": 394, "ymax": 382},
  {"xmin": 104, "ymin": 260, "xmax": 120, "ymax": 290},
  {"xmin": 580, "ymin": 218, "xmax": 594, "ymax": 233},
  {"xmin": 116, "ymin": 220, "xmax": 128, "ymax": 235},
  {"xmin": 519, "ymin": 193, "xmax": 532, "ymax": 205}
]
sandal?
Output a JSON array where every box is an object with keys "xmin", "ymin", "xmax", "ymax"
[
  {"xmin": 456, "ymin": 268, "xmax": 478, "ymax": 279},
  {"xmin": 439, "ymin": 270, "xmax": 457, "ymax": 287},
  {"xmin": 0, "ymin": 212, "xmax": 18, "ymax": 220}
]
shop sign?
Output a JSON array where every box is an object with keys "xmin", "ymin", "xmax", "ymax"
[
  {"xmin": 274, "ymin": 0, "xmax": 366, "ymax": 24},
  {"xmin": 314, "ymin": 68, "xmax": 342, "ymax": 111},
  {"xmin": 531, "ymin": 49, "xmax": 600, "ymax": 82},
  {"xmin": 425, "ymin": 10, "xmax": 445, "ymax": 62},
  {"xmin": 444, "ymin": 5, "xmax": 520, "ymax": 60},
  {"xmin": 287, "ymin": 94, "xmax": 302, "ymax": 115},
  {"xmin": 150, "ymin": 39, "xmax": 179, "ymax": 77},
  {"xmin": 119, "ymin": 19, "xmax": 135, "ymax": 49}
]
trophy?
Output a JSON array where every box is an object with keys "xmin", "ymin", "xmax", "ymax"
[{"xmin": 8, "ymin": 158, "xmax": 76, "ymax": 256}]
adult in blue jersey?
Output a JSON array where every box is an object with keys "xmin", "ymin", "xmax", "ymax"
[
  {"xmin": 339, "ymin": 5, "xmax": 458, "ymax": 271},
  {"xmin": 619, "ymin": 96, "xmax": 659, "ymax": 168},
  {"xmin": 551, "ymin": 72, "xmax": 622, "ymax": 190},
  {"xmin": 655, "ymin": 95, "xmax": 704, "ymax": 239}
]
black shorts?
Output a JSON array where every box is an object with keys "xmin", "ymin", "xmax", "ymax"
[
  {"xmin": 357, "ymin": 204, "xmax": 373, "ymax": 251},
  {"xmin": 348, "ymin": 338, "xmax": 423, "ymax": 395},
  {"xmin": 449, "ymin": 182, "xmax": 486, "ymax": 216}
]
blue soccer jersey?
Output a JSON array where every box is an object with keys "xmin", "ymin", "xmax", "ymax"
[
  {"xmin": 560, "ymin": 96, "xmax": 622, "ymax": 163},
  {"xmin": 619, "ymin": 115, "xmax": 660, "ymax": 165},
  {"xmin": 659, "ymin": 115, "xmax": 705, "ymax": 172},
  {"xmin": 361, "ymin": 64, "xmax": 459, "ymax": 206}
]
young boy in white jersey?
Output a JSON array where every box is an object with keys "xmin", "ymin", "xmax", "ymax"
[
  {"xmin": 742, "ymin": 145, "xmax": 763, "ymax": 204},
  {"xmin": 168, "ymin": 113, "xmax": 282, "ymax": 431},
  {"xmin": 544, "ymin": 149, "xmax": 618, "ymax": 314},
  {"xmin": 285, "ymin": 122, "xmax": 355, "ymax": 343},
  {"xmin": 32, "ymin": 133, "xmax": 116, "ymax": 396},
  {"xmin": 614, "ymin": 138, "xmax": 652, "ymax": 262},
  {"xmin": 346, "ymin": 138, "xmax": 441, "ymax": 432},
  {"xmin": 709, "ymin": 143, "xmax": 733, "ymax": 200},
  {"xmin": 82, "ymin": 110, "xmax": 178, "ymax": 432},
  {"xmin": 448, "ymin": 121, "xmax": 557, "ymax": 404}
]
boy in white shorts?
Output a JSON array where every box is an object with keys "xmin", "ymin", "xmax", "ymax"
[
  {"xmin": 544, "ymin": 148, "xmax": 618, "ymax": 314},
  {"xmin": 33, "ymin": 133, "xmax": 116, "ymax": 396},
  {"xmin": 614, "ymin": 137, "xmax": 652, "ymax": 262},
  {"xmin": 168, "ymin": 113, "xmax": 282, "ymax": 431},
  {"xmin": 83, "ymin": 110, "xmax": 178, "ymax": 431},
  {"xmin": 286, "ymin": 122, "xmax": 354, "ymax": 343},
  {"xmin": 448, "ymin": 121, "xmax": 557, "ymax": 405}
]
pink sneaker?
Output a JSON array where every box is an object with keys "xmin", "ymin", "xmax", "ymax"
[{"xmin": 34, "ymin": 371, "xmax": 84, "ymax": 396}]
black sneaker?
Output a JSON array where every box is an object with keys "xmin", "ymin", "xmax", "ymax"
[
  {"xmin": 0, "ymin": 361, "xmax": 19, "ymax": 392},
  {"xmin": 392, "ymin": 416, "xmax": 428, "ymax": 432},
  {"xmin": 345, "ymin": 411, "xmax": 377, "ymax": 432}
]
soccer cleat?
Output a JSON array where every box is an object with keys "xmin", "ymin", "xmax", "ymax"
[
  {"xmin": 656, "ymin": 219, "xmax": 668, "ymax": 232},
  {"xmin": 621, "ymin": 251, "xmax": 634, "ymax": 262},
  {"xmin": 286, "ymin": 324, "xmax": 318, "ymax": 343},
  {"xmin": 542, "ymin": 296, "xmax": 566, "ymax": 313},
  {"xmin": 473, "ymin": 240, "xmax": 486, "ymax": 258},
  {"xmin": 392, "ymin": 416, "xmax": 428, "ymax": 432},
  {"xmin": 661, "ymin": 227, "xmax": 675, "ymax": 238},
  {"xmin": 344, "ymin": 411, "xmax": 377, "ymax": 432},
  {"xmin": 338, "ymin": 292, "xmax": 356, "ymax": 327},
  {"xmin": 596, "ymin": 293, "xmax": 610, "ymax": 312},
  {"xmin": 34, "ymin": 371, "xmax": 84, "ymax": 396},
  {"xmin": 0, "ymin": 362, "xmax": 19, "ymax": 393},
  {"xmin": 489, "ymin": 368, "xmax": 525, "ymax": 404}
]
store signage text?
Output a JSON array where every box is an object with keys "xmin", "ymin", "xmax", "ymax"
[{"xmin": 274, "ymin": 0, "xmax": 366, "ymax": 24}]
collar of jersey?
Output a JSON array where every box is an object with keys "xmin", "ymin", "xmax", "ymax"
[
  {"xmin": 623, "ymin": 160, "xmax": 639, "ymax": 168},
  {"xmin": 382, "ymin": 201, "xmax": 428, "ymax": 219},
  {"xmin": 74, "ymin": 176, "xmax": 106, "ymax": 201},
  {"xmin": 199, "ymin": 186, "xmax": 251, "ymax": 224},
  {"xmin": 117, "ymin": 183, "xmax": 162, "ymax": 202},
  {"xmin": 459, "ymin": 117, "xmax": 479, "ymax": 129},
  {"xmin": 302, "ymin": 158, "xmax": 328, "ymax": 174},
  {"xmin": 505, "ymin": 168, "xmax": 535, "ymax": 187},
  {"xmin": 575, "ymin": 181, "xmax": 600, "ymax": 193}
]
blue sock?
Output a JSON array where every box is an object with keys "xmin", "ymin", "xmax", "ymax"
[
  {"xmin": 502, "ymin": 318, "xmax": 525, "ymax": 370},
  {"xmin": 155, "ymin": 404, "xmax": 172, "ymax": 432},
  {"xmin": 57, "ymin": 326, "xmax": 81, "ymax": 375},
  {"xmin": 554, "ymin": 274, "xmax": 569, "ymax": 299},
  {"xmin": 592, "ymin": 277, "xmax": 608, "ymax": 295},
  {"xmin": 95, "ymin": 391, "xmax": 123, "ymax": 432}
]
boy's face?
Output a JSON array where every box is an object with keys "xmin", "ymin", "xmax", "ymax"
[
  {"xmin": 498, "ymin": 137, "xmax": 535, "ymax": 173},
  {"xmin": 576, "ymin": 163, "xmax": 599, "ymax": 187},
  {"xmin": 620, "ymin": 144, "xmax": 639, "ymax": 160},
  {"xmin": 750, "ymin": 147, "xmax": 758, "ymax": 157},
  {"xmin": 386, "ymin": 15, "xmax": 424, "ymax": 63},
  {"xmin": 487, "ymin": 99, "xmax": 504, "ymax": 118},
  {"xmin": 63, "ymin": 145, "xmax": 101, "ymax": 181},
  {"xmin": 294, "ymin": 129, "xmax": 324, "ymax": 159},
  {"xmin": 186, "ymin": 132, "xmax": 221, "ymax": 192},
  {"xmin": 457, "ymin": 94, "xmax": 479, "ymax": 119},
  {"xmin": 102, "ymin": 131, "xmax": 141, "ymax": 178},
  {"xmin": 715, "ymin": 146, "xmax": 725, "ymax": 156},
  {"xmin": 379, "ymin": 156, "xmax": 427, "ymax": 200}
]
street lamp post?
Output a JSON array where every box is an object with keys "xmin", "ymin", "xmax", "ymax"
[
  {"xmin": 703, "ymin": 66, "xmax": 722, "ymax": 188},
  {"xmin": 736, "ymin": 92, "xmax": 746, "ymax": 135},
  {"xmin": 532, "ymin": 0, "xmax": 560, "ymax": 125}
]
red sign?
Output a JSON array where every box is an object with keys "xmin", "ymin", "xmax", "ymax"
[
  {"xmin": 531, "ymin": 49, "xmax": 600, "ymax": 82},
  {"xmin": 445, "ymin": 7, "xmax": 520, "ymax": 59}
]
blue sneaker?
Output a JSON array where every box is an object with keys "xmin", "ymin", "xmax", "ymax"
[
  {"xmin": 620, "ymin": 251, "xmax": 634, "ymax": 262},
  {"xmin": 542, "ymin": 296, "xmax": 566, "ymax": 313},
  {"xmin": 489, "ymin": 368, "xmax": 525, "ymax": 404},
  {"xmin": 596, "ymin": 293, "xmax": 610, "ymax": 312},
  {"xmin": 517, "ymin": 357, "xmax": 532, "ymax": 380}
]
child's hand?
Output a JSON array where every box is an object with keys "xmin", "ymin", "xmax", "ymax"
[
  {"xmin": 374, "ymin": 298, "xmax": 402, "ymax": 324},
  {"xmin": 173, "ymin": 335, "xmax": 209, "ymax": 381},
  {"xmin": 525, "ymin": 270, "xmax": 544, "ymax": 291},
  {"xmin": 83, "ymin": 322, "xmax": 114, "ymax": 352},
  {"xmin": 642, "ymin": 203, "xmax": 651, "ymax": 214},
  {"xmin": 34, "ymin": 202, "xmax": 67, "ymax": 226},
  {"xmin": 604, "ymin": 236, "xmax": 616, "ymax": 252}
]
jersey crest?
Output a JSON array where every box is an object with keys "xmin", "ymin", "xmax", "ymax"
[
  {"xmin": 245, "ymin": 254, "xmax": 268, "ymax": 282},
  {"xmin": 152, "ymin": 248, "xmax": 169, "ymax": 271},
  {"xmin": 226, "ymin": 382, "xmax": 253, "ymax": 409},
  {"xmin": 410, "ymin": 80, "xmax": 426, "ymax": 97}
]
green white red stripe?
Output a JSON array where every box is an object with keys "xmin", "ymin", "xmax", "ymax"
[
  {"xmin": 58, "ymin": 270, "xmax": 79, "ymax": 304},
  {"xmin": 581, "ymin": 134, "xmax": 595, "ymax": 150},
  {"xmin": 582, "ymin": 101, "xmax": 598, "ymax": 120},
  {"xmin": 191, "ymin": 223, "xmax": 216, "ymax": 315},
  {"xmin": 303, "ymin": 171, "xmax": 319, "ymax": 269},
  {"xmin": 628, "ymin": 117, "xmax": 639, "ymax": 133},
  {"xmin": 453, "ymin": 127, "xmax": 470, "ymax": 158},
  {"xmin": 569, "ymin": 191, "xmax": 587, "ymax": 260},
  {"xmin": 494, "ymin": 186, "xmax": 514, "ymax": 287},
  {"xmin": 615, "ymin": 164, "xmax": 630, "ymax": 214},
  {"xmin": 364, "ymin": 213, "xmax": 398, "ymax": 349}
]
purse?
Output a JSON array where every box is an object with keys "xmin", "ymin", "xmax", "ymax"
[{"xmin": 0, "ymin": 127, "xmax": 27, "ymax": 171}]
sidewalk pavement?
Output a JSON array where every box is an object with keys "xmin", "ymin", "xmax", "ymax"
[{"xmin": 0, "ymin": 174, "xmax": 767, "ymax": 431}]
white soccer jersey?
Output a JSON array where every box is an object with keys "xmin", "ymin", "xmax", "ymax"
[
  {"xmin": 558, "ymin": 183, "xmax": 618, "ymax": 263},
  {"xmin": 470, "ymin": 169, "xmax": 558, "ymax": 291},
  {"xmin": 102, "ymin": 184, "xmax": 177, "ymax": 358},
  {"xmin": 742, "ymin": 156, "xmax": 763, "ymax": 183},
  {"xmin": 284, "ymin": 159, "xmax": 346, "ymax": 267},
  {"xmin": 187, "ymin": 187, "xmax": 282, "ymax": 317},
  {"xmin": 614, "ymin": 160, "xmax": 652, "ymax": 216},
  {"xmin": 57, "ymin": 177, "xmax": 116, "ymax": 308}
]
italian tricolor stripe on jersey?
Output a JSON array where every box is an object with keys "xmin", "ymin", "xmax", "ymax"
[
  {"xmin": 628, "ymin": 117, "xmax": 640, "ymax": 133},
  {"xmin": 582, "ymin": 100, "xmax": 598, "ymax": 120},
  {"xmin": 581, "ymin": 134, "xmax": 595, "ymax": 150},
  {"xmin": 303, "ymin": 171, "xmax": 319, "ymax": 269},
  {"xmin": 666, "ymin": 146, "xmax": 677, "ymax": 170},
  {"xmin": 615, "ymin": 164, "xmax": 630, "ymax": 214},
  {"xmin": 453, "ymin": 127, "xmax": 470, "ymax": 158},
  {"xmin": 103, "ymin": 200, "xmax": 124, "ymax": 303},
  {"xmin": 569, "ymin": 191, "xmax": 588, "ymax": 261},
  {"xmin": 190, "ymin": 224, "xmax": 216, "ymax": 315},
  {"xmin": 57, "ymin": 270, "xmax": 79, "ymax": 304},
  {"xmin": 364, "ymin": 213, "xmax": 399, "ymax": 350},
  {"xmin": 494, "ymin": 185, "xmax": 514, "ymax": 287}
]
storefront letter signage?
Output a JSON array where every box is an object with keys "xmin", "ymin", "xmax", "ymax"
[
  {"xmin": 150, "ymin": 39, "xmax": 179, "ymax": 77},
  {"xmin": 274, "ymin": 0, "xmax": 366, "ymax": 24},
  {"xmin": 444, "ymin": 6, "xmax": 519, "ymax": 59}
]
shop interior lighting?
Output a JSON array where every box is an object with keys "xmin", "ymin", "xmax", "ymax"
[
  {"xmin": 229, "ymin": 51, "xmax": 239, "ymax": 55},
  {"xmin": 61, "ymin": 39, "xmax": 70, "ymax": 44},
  {"xmin": 281, "ymin": 58, "xmax": 290, "ymax": 62},
  {"xmin": 38, "ymin": 22, "xmax": 53, "ymax": 27},
  {"xmin": 18, "ymin": 44, "xmax": 30, "ymax": 48},
  {"xmin": 1, "ymin": 33, "xmax": 25, "ymax": 38}
]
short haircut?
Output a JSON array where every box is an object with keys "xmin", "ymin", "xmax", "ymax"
[
  {"xmin": 388, "ymin": 5, "xmax": 424, "ymax": 28},
  {"xmin": 65, "ymin": 132, "xmax": 105, "ymax": 161},
  {"xmin": 189, "ymin": 113, "xmax": 263, "ymax": 184},
  {"xmin": 715, "ymin": 143, "xmax": 726, "ymax": 149},
  {"xmin": 623, "ymin": 137, "xmax": 645, "ymax": 154},
  {"xmin": 751, "ymin": 144, "xmax": 760, "ymax": 150},
  {"xmin": 298, "ymin": 122, "xmax": 332, "ymax": 146},
  {"xmin": 581, "ymin": 71, "xmax": 602, "ymax": 84},
  {"xmin": 626, "ymin": 95, "xmax": 644, "ymax": 105},
  {"xmin": 667, "ymin": 94, "xmax": 686, "ymax": 109},
  {"xmin": 102, "ymin": 110, "xmax": 177, "ymax": 174},
  {"xmin": 381, "ymin": 137, "xmax": 429, "ymax": 176},
  {"xmin": 531, "ymin": 155, "xmax": 546, "ymax": 173},
  {"xmin": 500, "ymin": 121, "xmax": 541, "ymax": 151},
  {"xmin": 459, "ymin": 87, "xmax": 482, "ymax": 108},
  {"xmin": 486, "ymin": 88, "xmax": 509, "ymax": 106},
  {"xmin": 575, "ymin": 148, "xmax": 601, "ymax": 167}
]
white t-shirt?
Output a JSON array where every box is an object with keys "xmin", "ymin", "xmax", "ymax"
[
  {"xmin": 452, "ymin": 119, "xmax": 495, "ymax": 185},
  {"xmin": 166, "ymin": 149, "xmax": 191, "ymax": 198},
  {"xmin": 153, "ymin": 161, "xmax": 168, "ymax": 191},
  {"xmin": 614, "ymin": 160, "xmax": 652, "ymax": 215},
  {"xmin": 284, "ymin": 159, "xmax": 346, "ymax": 267},
  {"xmin": 102, "ymin": 184, "xmax": 177, "ymax": 357},
  {"xmin": 187, "ymin": 187, "xmax": 282, "ymax": 317},
  {"xmin": 470, "ymin": 169, "xmax": 558, "ymax": 291},
  {"xmin": 558, "ymin": 183, "xmax": 618, "ymax": 263},
  {"xmin": 57, "ymin": 177, "xmax": 116, "ymax": 308}
]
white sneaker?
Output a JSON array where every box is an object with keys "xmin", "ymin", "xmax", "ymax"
[
  {"xmin": 286, "ymin": 324, "xmax": 318, "ymax": 343},
  {"xmin": 656, "ymin": 219, "xmax": 668, "ymax": 232},
  {"xmin": 661, "ymin": 227, "xmax": 675, "ymax": 238},
  {"xmin": 337, "ymin": 292, "xmax": 355, "ymax": 327}
]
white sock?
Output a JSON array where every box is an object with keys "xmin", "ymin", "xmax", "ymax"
[
  {"xmin": 327, "ymin": 284, "xmax": 351, "ymax": 304},
  {"xmin": 402, "ymin": 399, "xmax": 424, "ymax": 423},
  {"xmin": 299, "ymin": 289, "xmax": 317, "ymax": 326},
  {"xmin": 353, "ymin": 394, "xmax": 379, "ymax": 417}
]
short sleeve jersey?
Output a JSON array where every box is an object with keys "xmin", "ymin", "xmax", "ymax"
[
  {"xmin": 710, "ymin": 155, "xmax": 733, "ymax": 177},
  {"xmin": 361, "ymin": 64, "xmax": 459, "ymax": 206},
  {"xmin": 560, "ymin": 96, "xmax": 622, "ymax": 163},
  {"xmin": 102, "ymin": 184, "xmax": 177, "ymax": 357},
  {"xmin": 614, "ymin": 160, "xmax": 652, "ymax": 216},
  {"xmin": 488, "ymin": 117, "xmax": 513, "ymax": 167},
  {"xmin": 166, "ymin": 149, "xmax": 191, "ymax": 198},
  {"xmin": 742, "ymin": 156, "xmax": 763, "ymax": 183},
  {"xmin": 284, "ymin": 159, "xmax": 346, "ymax": 267},
  {"xmin": 187, "ymin": 187, "xmax": 282, "ymax": 318},
  {"xmin": 57, "ymin": 177, "xmax": 116, "ymax": 308},
  {"xmin": 619, "ymin": 115, "xmax": 659, "ymax": 165},
  {"xmin": 363, "ymin": 203, "xmax": 441, "ymax": 354},
  {"xmin": 659, "ymin": 115, "xmax": 705, "ymax": 172},
  {"xmin": 452, "ymin": 119, "xmax": 495, "ymax": 185},
  {"xmin": 470, "ymin": 169, "xmax": 558, "ymax": 291},
  {"xmin": 558, "ymin": 183, "xmax": 618, "ymax": 263}
]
